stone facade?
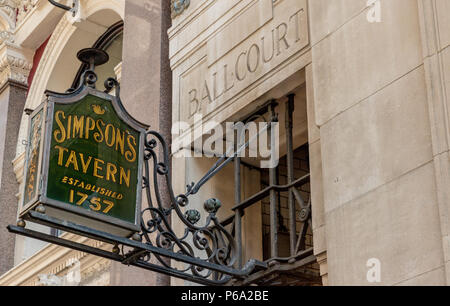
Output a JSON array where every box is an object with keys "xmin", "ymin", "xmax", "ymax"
[
  {"xmin": 309, "ymin": 0, "xmax": 449, "ymax": 285},
  {"xmin": 167, "ymin": 0, "xmax": 449, "ymax": 286}
]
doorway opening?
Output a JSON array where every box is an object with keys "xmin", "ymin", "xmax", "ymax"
[
  {"xmin": 229, "ymin": 80, "xmax": 322, "ymax": 286},
  {"xmin": 181, "ymin": 69, "xmax": 322, "ymax": 285}
]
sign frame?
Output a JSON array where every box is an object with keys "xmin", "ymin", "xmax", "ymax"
[
  {"xmin": 21, "ymin": 102, "xmax": 47, "ymax": 213},
  {"xmin": 20, "ymin": 84, "xmax": 147, "ymax": 237}
]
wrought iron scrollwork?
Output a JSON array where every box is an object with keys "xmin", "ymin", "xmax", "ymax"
[{"xmin": 127, "ymin": 130, "xmax": 241, "ymax": 284}]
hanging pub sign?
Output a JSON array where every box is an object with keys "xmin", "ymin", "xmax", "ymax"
[
  {"xmin": 19, "ymin": 49, "xmax": 147, "ymax": 238},
  {"xmin": 8, "ymin": 48, "xmax": 266, "ymax": 286}
]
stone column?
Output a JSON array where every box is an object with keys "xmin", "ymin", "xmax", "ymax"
[
  {"xmin": 110, "ymin": 0, "xmax": 172, "ymax": 286},
  {"xmin": 417, "ymin": 0, "xmax": 450, "ymax": 285},
  {"xmin": 0, "ymin": 42, "xmax": 33, "ymax": 276}
]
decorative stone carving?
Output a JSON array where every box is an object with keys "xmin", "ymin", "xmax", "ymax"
[
  {"xmin": 0, "ymin": 0, "xmax": 20, "ymax": 33},
  {"xmin": 0, "ymin": 43, "xmax": 33, "ymax": 88},
  {"xmin": 16, "ymin": 0, "xmax": 38, "ymax": 25},
  {"xmin": 0, "ymin": 30, "xmax": 14, "ymax": 43},
  {"xmin": 171, "ymin": 0, "xmax": 190, "ymax": 18},
  {"xmin": 0, "ymin": 0, "xmax": 19, "ymax": 22}
]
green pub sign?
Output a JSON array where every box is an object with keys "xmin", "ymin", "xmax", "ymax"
[{"xmin": 20, "ymin": 86, "xmax": 147, "ymax": 237}]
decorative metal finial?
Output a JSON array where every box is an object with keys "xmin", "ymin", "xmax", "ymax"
[
  {"xmin": 36, "ymin": 204, "xmax": 46, "ymax": 214},
  {"xmin": 112, "ymin": 245, "xmax": 120, "ymax": 254},
  {"xmin": 75, "ymin": 48, "xmax": 109, "ymax": 88},
  {"xmin": 131, "ymin": 233, "xmax": 142, "ymax": 242},
  {"xmin": 77, "ymin": 48, "xmax": 109, "ymax": 71},
  {"xmin": 204, "ymin": 198, "xmax": 222, "ymax": 214},
  {"xmin": 185, "ymin": 209, "xmax": 201, "ymax": 224},
  {"xmin": 17, "ymin": 219, "xmax": 26, "ymax": 228}
]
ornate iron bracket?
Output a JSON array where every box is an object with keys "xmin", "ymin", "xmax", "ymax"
[{"xmin": 8, "ymin": 48, "xmax": 266, "ymax": 286}]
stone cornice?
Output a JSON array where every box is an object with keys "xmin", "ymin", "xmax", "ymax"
[{"xmin": 0, "ymin": 232, "xmax": 112, "ymax": 286}]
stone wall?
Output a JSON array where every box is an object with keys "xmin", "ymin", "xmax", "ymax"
[{"xmin": 309, "ymin": 0, "xmax": 449, "ymax": 285}]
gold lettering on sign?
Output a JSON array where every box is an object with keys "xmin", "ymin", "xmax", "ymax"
[
  {"xmin": 52, "ymin": 110, "xmax": 138, "ymax": 162},
  {"xmin": 54, "ymin": 146, "xmax": 132, "ymax": 188}
]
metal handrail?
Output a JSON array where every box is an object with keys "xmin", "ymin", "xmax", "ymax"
[{"xmin": 232, "ymin": 174, "xmax": 310, "ymax": 212}]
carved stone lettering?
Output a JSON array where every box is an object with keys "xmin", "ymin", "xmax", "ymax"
[{"xmin": 179, "ymin": 0, "xmax": 308, "ymax": 123}]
